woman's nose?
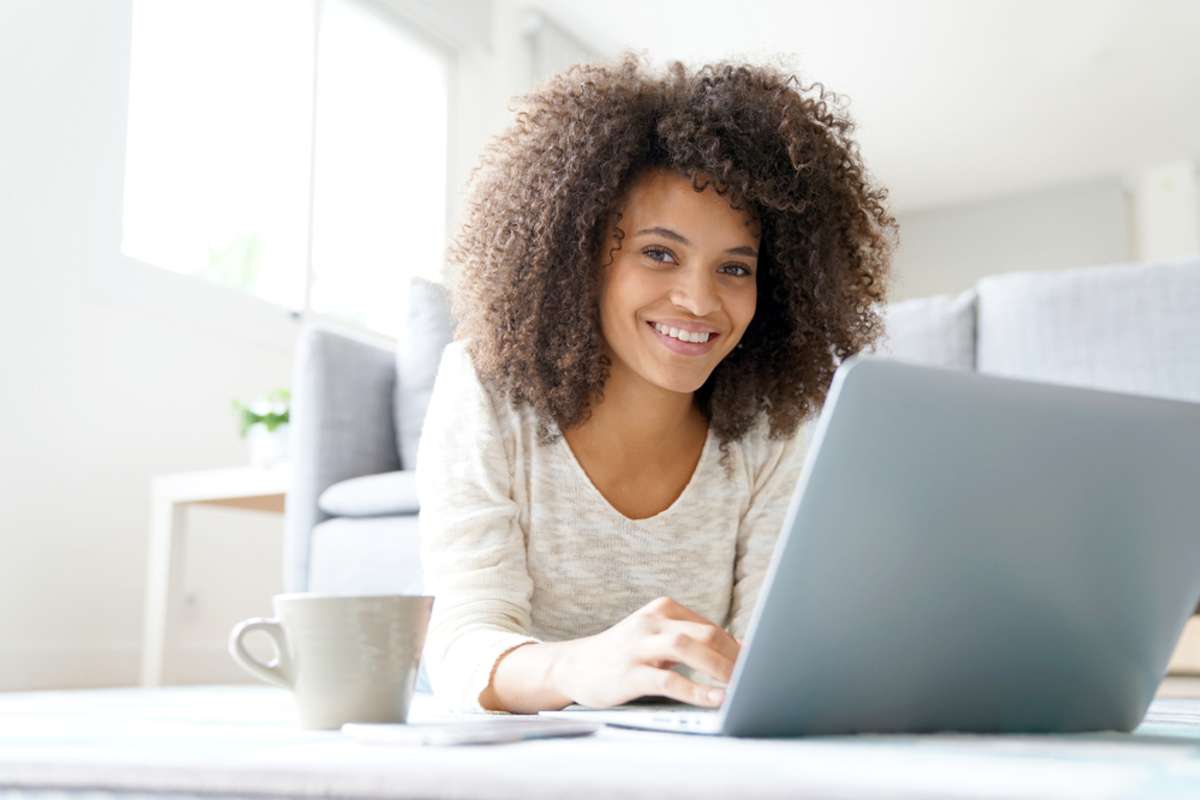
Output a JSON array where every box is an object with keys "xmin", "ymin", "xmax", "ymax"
[{"xmin": 669, "ymin": 270, "xmax": 720, "ymax": 317}]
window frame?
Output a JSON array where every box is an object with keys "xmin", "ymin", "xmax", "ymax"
[{"xmin": 94, "ymin": 0, "xmax": 458, "ymax": 351}]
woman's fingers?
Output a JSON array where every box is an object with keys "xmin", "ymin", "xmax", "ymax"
[
  {"xmin": 651, "ymin": 596, "xmax": 720, "ymax": 627},
  {"xmin": 679, "ymin": 619, "xmax": 741, "ymax": 666},
  {"xmin": 648, "ymin": 597, "xmax": 742, "ymax": 662},
  {"xmin": 657, "ymin": 618, "xmax": 741, "ymax": 671},
  {"xmin": 640, "ymin": 622, "xmax": 738, "ymax": 684},
  {"xmin": 631, "ymin": 665, "xmax": 726, "ymax": 708}
]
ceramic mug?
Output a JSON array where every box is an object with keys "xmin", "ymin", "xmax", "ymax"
[{"xmin": 229, "ymin": 593, "xmax": 434, "ymax": 730}]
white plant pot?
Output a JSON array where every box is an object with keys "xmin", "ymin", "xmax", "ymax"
[{"xmin": 246, "ymin": 422, "xmax": 289, "ymax": 467}]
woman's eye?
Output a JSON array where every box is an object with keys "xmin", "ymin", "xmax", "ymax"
[
  {"xmin": 643, "ymin": 247, "xmax": 753, "ymax": 278},
  {"xmin": 643, "ymin": 246, "xmax": 675, "ymax": 264}
]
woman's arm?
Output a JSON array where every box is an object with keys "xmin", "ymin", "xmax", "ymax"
[
  {"xmin": 727, "ymin": 421, "xmax": 810, "ymax": 638},
  {"xmin": 480, "ymin": 641, "xmax": 572, "ymax": 713},
  {"xmin": 483, "ymin": 596, "xmax": 742, "ymax": 713},
  {"xmin": 416, "ymin": 342, "xmax": 543, "ymax": 712}
]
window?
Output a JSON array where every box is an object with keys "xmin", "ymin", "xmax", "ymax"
[
  {"xmin": 121, "ymin": 0, "xmax": 450, "ymax": 339},
  {"xmin": 310, "ymin": 0, "xmax": 449, "ymax": 337}
]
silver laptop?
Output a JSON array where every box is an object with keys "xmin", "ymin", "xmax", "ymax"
[{"xmin": 539, "ymin": 355, "xmax": 1200, "ymax": 736}]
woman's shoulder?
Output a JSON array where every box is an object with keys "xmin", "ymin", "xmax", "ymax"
[
  {"xmin": 433, "ymin": 338, "xmax": 529, "ymax": 434},
  {"xmin": 418, "ymin": 339, "xmax": 527, "ymax": 485},
  {"xmin": 435, "ymin": 338, "xmax": 493, "ymax": 400},
  {"xmin": 734, "ymin": 411, "xmax": 811, "ymax": 484},
  {"xmin": 739, "ymin": 408, "xmax": 808, "ymax": 448},
  {"xmin": 436, "ymin": 337, "xmax": 472, "ymax": 377}
]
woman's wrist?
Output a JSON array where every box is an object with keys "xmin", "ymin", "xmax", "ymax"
[
  {"xmin": 484, "ymin": 640, "xmax": 575, "ymax": 713},
  {"xmin": 543, "ymin": 639, "xmax": 577, "ymax": 707}
]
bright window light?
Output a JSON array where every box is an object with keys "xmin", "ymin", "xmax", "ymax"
[
  {"xmin": 121, "ymin": 0, "xmax": 450, "ymax": 339},
  {"xmin": 121, "ymin": 0, "xmax": 313, "ymax": 311},
  {"xmin": 309, "ymin": 0, "xmax": 449, "ymax": 338}
]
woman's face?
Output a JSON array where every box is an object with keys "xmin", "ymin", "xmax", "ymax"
[{"xmin": 598, "ymin": 167, "xmax": 760, "ymax": 395}]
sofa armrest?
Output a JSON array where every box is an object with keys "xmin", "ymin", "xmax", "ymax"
[{"xmin": 284, "ymin": 322, "xmax": 401, "ymax": 592}]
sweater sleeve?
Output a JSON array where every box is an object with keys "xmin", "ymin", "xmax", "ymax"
[
  {"xmin": 415, "ymin": 341, "xmax": 542, "ymax": 713},
  {"xmin": 726, "ymin": 418, "xmax": 810, "ymax": 640}
]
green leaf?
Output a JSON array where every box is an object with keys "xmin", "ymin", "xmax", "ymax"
[{"xmin": 231, "ymin": 389, "xmax": 291, "ymax": 438}]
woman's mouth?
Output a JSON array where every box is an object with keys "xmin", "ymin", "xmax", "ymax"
[{"xmin": 646, "ymin": 321, "xmax": 720, "ymax": 356}]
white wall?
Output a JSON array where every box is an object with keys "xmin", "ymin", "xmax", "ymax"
[
  {"xmin": 888, "ymin": 160, "xmax": 1200, "ymax": 303},
  {"xmin": 1127, "ymin": 160, "xmax": 1200, "ymax": 264},
  {"xmin": 0, "ymin": 0, "xmax": 297, "ymax": 690},
  {"xmin": 888, "ymin": 177, "xmax": 1133, "ymax": 302},
  {"xmin": 0, "ymin": 0, "xmax": 545, "ymax": 691}
]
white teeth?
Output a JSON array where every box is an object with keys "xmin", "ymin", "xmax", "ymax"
[{"xmin": 653, "ymin": 322, "xmax": 711, "ymax": 343}]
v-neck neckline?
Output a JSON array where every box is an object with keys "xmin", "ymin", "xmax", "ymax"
[{"xmin": 557, "ymin": 421, "xmax": 714, "ymax": 524}]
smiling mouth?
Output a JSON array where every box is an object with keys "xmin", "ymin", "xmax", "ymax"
[{"xmin": 645, "ymin": 321, "xmax": 721, "ymax": 355}]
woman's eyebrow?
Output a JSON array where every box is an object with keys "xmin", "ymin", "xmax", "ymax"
[{"xmin": 635, "ymin": 226, "xmax": 758, "ymax": 257}]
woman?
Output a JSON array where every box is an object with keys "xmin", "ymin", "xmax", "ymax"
[{"xmin": 416, "ymin": 53, "xmax": 897, "ymax": 714}]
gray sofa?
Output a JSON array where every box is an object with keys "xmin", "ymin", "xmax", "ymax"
[
  {"xmin": 285, "ymin": 277, "xmax": 454, "ymax": 599},
  {"xmin": 285, "ymin": 257, "xmax": 1200, "ymax": 618}
]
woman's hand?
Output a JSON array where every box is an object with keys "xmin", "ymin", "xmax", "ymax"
[{"xmin": 549, "ymin": 596, "xmax": 743, "ymax": 709}]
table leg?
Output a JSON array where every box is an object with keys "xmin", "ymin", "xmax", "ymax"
[{"xmin": 141, "ymin": 496, "xmax": 188, "ymax": 687}]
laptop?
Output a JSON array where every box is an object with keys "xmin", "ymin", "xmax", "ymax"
[{"xmin": 539, "ymin": 355, "xmax": 1200, "ymax": 737}]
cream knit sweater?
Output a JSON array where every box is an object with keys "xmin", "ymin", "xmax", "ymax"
[{"xmin": 415, "ymin": 340, "xmax": 809, "ymax": 712}]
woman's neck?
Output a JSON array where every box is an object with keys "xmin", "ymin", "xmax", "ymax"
[{"xmin": 566, "ymin": 356, "xmax": 706, "ymax": 467}]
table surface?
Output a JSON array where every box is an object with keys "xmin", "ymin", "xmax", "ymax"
[{"xmin": 1, "ymin": 685, "xmax": 1199, "ymax": 800}]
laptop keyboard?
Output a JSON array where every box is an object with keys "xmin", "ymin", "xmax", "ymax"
[
  {"xmin": 577, "ymin": 704, "xmax": 714, "ymax": 714},
  {"xmin": 561, "ymin": 704, "xmax": 718, "ymax": 728}
]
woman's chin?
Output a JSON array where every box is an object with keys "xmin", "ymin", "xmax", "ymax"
[{"xmin": 644, "ymin": 363, "xmax": 711, "ymax": 395}]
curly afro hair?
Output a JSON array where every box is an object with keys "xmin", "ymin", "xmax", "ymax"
[{"xmin": 448, "ymin": 51, "xmax": 899, "ymax": 476}]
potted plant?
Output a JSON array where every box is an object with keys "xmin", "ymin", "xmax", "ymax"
[{"xmin": 232, "ymin": 388, "xmax": 291, "ymax": 467}]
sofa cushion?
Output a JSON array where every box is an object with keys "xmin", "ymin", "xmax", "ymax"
[
  {"xmin": 317, "ymin": 470, "xmax": 419, "ymax": 517},
  {"xmin": 309, "ymin": 515, "xmax": 423, "ymax": 595},
  {"xmin": 395, "ymin": 276, "xmax": 455, "ymax": 470},
  {"xmin": 868, "ymin": 288, "xmax": 977, "ymax": 371},
  {"xmin": 285, "ymin": 323, "xmax": 402, "ymax": 593},
  {"xmin": 976, "ymin": 258, "xmax": 1200, "ymax": 402}
]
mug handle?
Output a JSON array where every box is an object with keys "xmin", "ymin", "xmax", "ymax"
[{"xmin": 228, "ymin": 617, "xmax": 293, "ymax": 689}]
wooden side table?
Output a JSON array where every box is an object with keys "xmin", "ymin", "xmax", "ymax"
[
  {"xmin": 1170, "ymin": 617, "xmax": 1200, "ymax": 676},
  {"xmin": 141, "ymin": 463, "xmax": 291, "ymax": 687}
]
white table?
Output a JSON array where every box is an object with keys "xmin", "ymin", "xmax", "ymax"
[
  {"xmin": 141, "ymin": 463, "xmax": 291, "ymax": 687},
  {"xmin": 1, "ymin": 684, "xmax": 1200, "ymax": 799}
]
